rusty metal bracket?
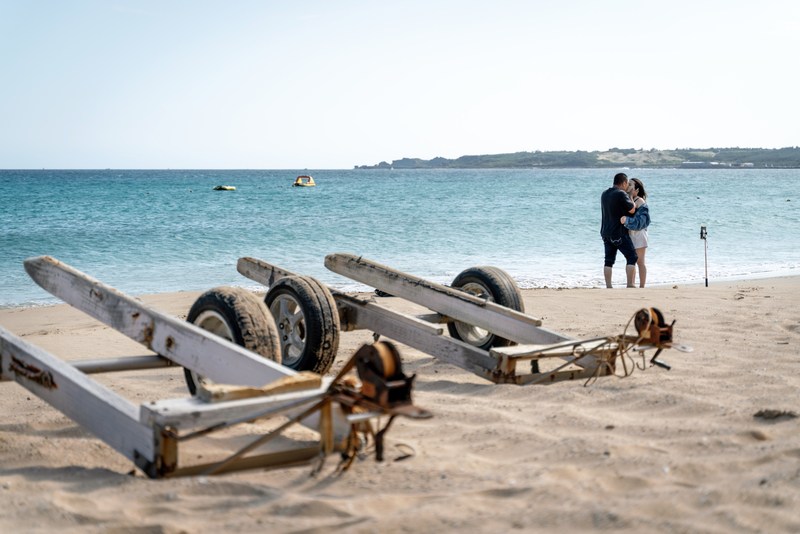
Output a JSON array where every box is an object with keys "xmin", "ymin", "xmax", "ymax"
[{"xmin": 8, "ymin": 355, "xmax": 57, "ymax": 390}]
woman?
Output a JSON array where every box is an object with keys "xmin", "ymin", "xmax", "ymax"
[{"xmin": 620, "ymin": 178, "xmax": 650, "ymax": 287}]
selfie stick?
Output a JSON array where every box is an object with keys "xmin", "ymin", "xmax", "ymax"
[{"xmin": 700, "ymin": 225, "xmax": 708, "ymax": 287}]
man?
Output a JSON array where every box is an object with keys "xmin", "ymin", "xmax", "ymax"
[{"xmin": 600, "ymin": 173, "xmax": 637, "ymax": 288}]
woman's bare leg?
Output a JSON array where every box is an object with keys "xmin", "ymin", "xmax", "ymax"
[{"xmin": 636, "ymin": 247, "xmax": 647, "ymax": 287}]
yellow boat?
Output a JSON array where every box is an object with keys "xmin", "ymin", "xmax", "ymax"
[
  {"xmin": 213, "ymin": 185, "xmax": 235, "ymax": 191},
  {"xmin": 292, "ymin": 175, "xmax": 315, "ymax": 187}
]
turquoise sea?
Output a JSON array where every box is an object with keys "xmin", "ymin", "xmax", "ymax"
[{"xmin": 1, "ymin": 169, "xmax": 798, "ymax": 308}]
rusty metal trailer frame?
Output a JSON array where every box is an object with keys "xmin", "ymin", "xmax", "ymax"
[
  {"xmin": 0, "ymin": 256, "xmax": 407, "ymax": 478},
  {"xmin": 238, "ymin": 254, "xmax": 681, "ymax": 386}
]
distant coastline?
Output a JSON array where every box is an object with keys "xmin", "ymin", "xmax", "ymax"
[{"xmin": 355, "ymin": 147, "xmax": 800, "ymax": 170}]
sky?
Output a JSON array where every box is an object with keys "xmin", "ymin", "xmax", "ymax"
[{"xmin": 1, "ymin": 0, "xmax": 798, "ymax": 169}]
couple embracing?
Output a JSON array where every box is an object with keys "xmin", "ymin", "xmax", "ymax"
[{"xmin": 600, "ymin": 172, "xmax": 650, "ymax": 288}]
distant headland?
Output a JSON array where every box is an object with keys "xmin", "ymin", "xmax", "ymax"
[{"xmin": 355, "ymin": 147, "xmax": 800, "ymax": 169}]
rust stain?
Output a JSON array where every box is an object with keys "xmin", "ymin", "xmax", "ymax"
[
  {"xmin": 132, "ymin": 313, "xmax": 140, "ymax": 320},
  {"xmin": 165, "ymin": 336, "xmax": 174, "ymax": 350},
  {"xmin": 9, "ymin": 355, "xmax": 57, "ymax": 390},
  {"xmin": 142, "ymin": 322, "xmax": 155, "ymax": 350},
  {"xmin": 89, "ymin": 288, "xmax": 104, "ymax": 301}
]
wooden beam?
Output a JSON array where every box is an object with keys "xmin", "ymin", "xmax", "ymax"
[
  {"xmin": 23, "ymin": 256, "xmax": 293, "ymax": 388},
  {"xmin": 491, "ymin": 338, "xmax": 620, "ymax": 361},
  {"xmin": 335, "ymin": 296, "xmax": 500, "ymax": 376},
  {"xmin": 237, "ymin": 257, "xmax": 298, "ymax": 288},
  {"xmin": 325, "ymin": 254, "xmax": 572, "ymax": 346},
  {"xmin": 335, "ymin": 293, "xmax": 444, "ymax": 336},
  {"xmin": 0, "ymin": 326, "xmax": 155, "ymax": 463},
  {"xmin": 166, "ymin": 445, "xmax": 324, "ymax": 477},
  {"xmin": 197, "ymin": 372, "xmax": 322, "ymax": 403},
  {"xmin": 139, "ymin": 381, "xmax": 350, "ymax": 442}
]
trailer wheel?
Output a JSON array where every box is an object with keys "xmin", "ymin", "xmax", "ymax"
[
  {"xmin": 183, "ymin": 287, "xmax": 281, "ymax": 396},
  {"xmin": 265, "ymin": 276, "xmax": 340, "ymax": 374},
  {"xmin": 447, "ymin": 266, "xmax": 524, "ymax": 351}
]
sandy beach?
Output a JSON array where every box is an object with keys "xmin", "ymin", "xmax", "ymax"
[{"xmin": 1, "ymin": 277, "xmax": 799, "ymax": 533}]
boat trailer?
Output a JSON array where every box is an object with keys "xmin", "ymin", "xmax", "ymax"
[
  {"xmin": 237, "ymin": 253, "xmax": 691, "ymax": 386},
  {"xmin": 0, "ymin": 253, "xmax": 688, "ymax": 478},
  {"xmin": 0, "ymin": 256, "xmax": 430, "ymax": 479}
]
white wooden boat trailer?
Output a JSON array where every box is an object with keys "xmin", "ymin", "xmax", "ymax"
[
  {"xmin": 0, "ymin": 253, "xmax": 685, "ymax": 479},
  {"xmin": 238, "ymin": 253, "xmax": 689, "ymax": 387},
  {"xmin": 0, "ymin": 256, "xmax": 430, "ymax": 479}
]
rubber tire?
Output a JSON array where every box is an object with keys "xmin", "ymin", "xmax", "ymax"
[
  {"xmin": 265, "ymin": 275, "xmax": 340, "ymax": 374},
  {"xmin": 183, "ymin": 287, "xmax": 281, "ymax": 396},
  {"xmin": 447, "ymin": 266, "xmax": 524, "ymax": 351}
]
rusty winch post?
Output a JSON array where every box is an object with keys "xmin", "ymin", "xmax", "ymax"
[
  {"xmin": 331, "ymin": 342, "xmax": 432, "ymax": 464},
  {"xmin": 634, "ymin": 307, "xmax": 675, "ymax": 370}
]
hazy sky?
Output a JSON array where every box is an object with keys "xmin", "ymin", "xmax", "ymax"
[{"xmin": 1, "ymin": 0, "xmax": 797, "ymax": 169}]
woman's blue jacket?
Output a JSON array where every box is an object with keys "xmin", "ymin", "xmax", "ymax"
[{"xmin": 624, "ymin": 202, "xmax": 650, "ymax": 231}]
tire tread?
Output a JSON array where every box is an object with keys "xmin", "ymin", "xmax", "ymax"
[
  {"xmin": 183, "ymin": 286, "xmax": 280, "ymax": 395},
  {"xmin": 265, "ymin": 276, "xmax": 340, "ymax": 374}
]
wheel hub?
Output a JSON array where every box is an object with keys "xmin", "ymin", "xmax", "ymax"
[
  {"xmin": 269, "ymin": 294, "xmax": 306, "ymax": 367},
  {"xmin": 453, "ymin": 282, "xmax": 495, "ymax": 346}
]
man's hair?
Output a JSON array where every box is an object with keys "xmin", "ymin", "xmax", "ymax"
[{"xmin": 613, "ymin": 173, "xmax": 628, "ymax": 186}]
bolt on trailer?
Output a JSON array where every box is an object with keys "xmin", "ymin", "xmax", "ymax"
[
  {"xmin": 238, "ymin": 253, "xmax": 692, "ymax": 386},
  {"xmin": 0, "ymin": 256, "xmax": 430, "ymax": 479}
]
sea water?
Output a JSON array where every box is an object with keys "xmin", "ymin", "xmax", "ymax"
[{"xmin": 1, "ymin": 168, "xmax": 798, "ymax": 308}]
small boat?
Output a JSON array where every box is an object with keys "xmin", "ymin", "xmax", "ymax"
[
  {"xmin": 292, "ymin": 175, "xmax": 315, "ymax": 187},
  {"xmin": 213, "ymin": 185, "xmax": 236, "ymax": 191}
]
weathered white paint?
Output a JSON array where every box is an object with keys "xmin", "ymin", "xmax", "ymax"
[
  {"xmin": 0, "ymin": 326, "xmax": 155, "ymax": 462},
  {"xmin": 140, "ymin": 384, "xmax": 329, "ymax": 429},
  {"xmin": 325, "ymin": 254, "xmax": 572, "ymax": 346},
  {"xmin": 24, "ymin": 256, "xmax": 292, "ymax": 388},
  {"xmin": 22, "ymin": 256, "xmax": 353, "ymax": 436},
  {"xmin": 336, "ymin": 293, "xmax": 444, "ymax": 336},
  {"xmin": 140, "ymin": 377, "xmax": 350, "ymax": 441},
  {"xmin": 237, "ymin": 257, "xmax": 298, "ymax": 288},
  {"xmin": 335, "ymin": 297, "xmax": 500, "ymax": 374},
  {"xmin": 491, "ymin": 338, "xmax": 619, "ymax": 360}
]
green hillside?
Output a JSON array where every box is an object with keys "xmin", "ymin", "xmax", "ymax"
[{"xmin": 356, "ymin": 147, "xmax": 800, "ymax": 169}]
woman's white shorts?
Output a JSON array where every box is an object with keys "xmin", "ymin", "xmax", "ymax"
[{"xmin": 629, "ymin": 228, "xmax": 648, "ymax": 249}]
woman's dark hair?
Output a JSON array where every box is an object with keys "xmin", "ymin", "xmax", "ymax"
[{"xmin": 632, "ymin": 178, "xmax": 647, "ymax": 200}]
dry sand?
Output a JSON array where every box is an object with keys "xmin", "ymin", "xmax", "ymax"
[{"xmin": 1, "ymin": 277, "xmax": 799, "ymax": 533}]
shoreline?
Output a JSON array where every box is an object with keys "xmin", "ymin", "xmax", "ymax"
[{"xmin": 3, "ymin": 269, "xmax": 798, "ymax": 311}]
